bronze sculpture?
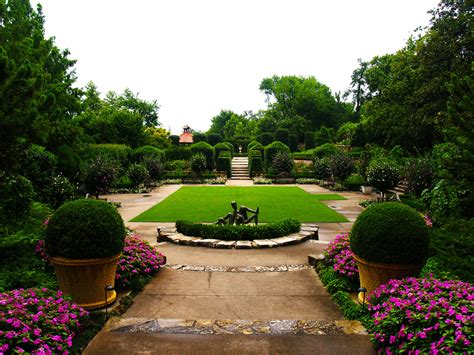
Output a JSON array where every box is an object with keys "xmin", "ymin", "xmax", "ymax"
[{"xmin": 216, "ymin": 201, "xmax": 259, "ymax": 225}]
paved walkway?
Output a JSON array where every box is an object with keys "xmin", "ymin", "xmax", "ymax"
[{"xmin": 86, "ymin": 184, "xmax": 375, "ymax": 354}]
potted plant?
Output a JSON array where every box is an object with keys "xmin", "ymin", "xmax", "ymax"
[
  {"xmin": 45, "ymin": 199, "xmax": 126, "ymax": 309},
  {"xmin": 360, "ymin": 185, "xmax": 373, "ymax": 194},
  {"xmin": 350, "ymin": 202, "xmax": 429, "ymax": 303}
]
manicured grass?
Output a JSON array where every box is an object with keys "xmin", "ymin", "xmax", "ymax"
[{"xmin": 131, "ymin": 186, "xmax": 347, "ymax": 223}]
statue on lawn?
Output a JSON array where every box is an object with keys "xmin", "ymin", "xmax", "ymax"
[{"xmin": 216, "ymin": 201, "xmax": 259, "ymax": 225}]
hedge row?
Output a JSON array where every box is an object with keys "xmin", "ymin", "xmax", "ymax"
[
  {"xmin": 175, "ymin": 218, "xmax": 301, "ymax": 241},
  {"xmin": 264, "ymin": 141, "xmax": 290, "ymax": 166},
  {"xmin": 190, "ymin": 142, "xmax": 215, "ymax": 170},
  {"xmin": 216, "ymin": 151, "xmax": 232, "ymax": 177},
  {"xmin": 248, "ymin": 149, "xmax": 263, "ymax": 177}
]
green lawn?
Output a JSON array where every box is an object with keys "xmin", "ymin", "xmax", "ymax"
[{"xmin": 131, "ymin": 186, "xmax": 347, "ymax": 223}]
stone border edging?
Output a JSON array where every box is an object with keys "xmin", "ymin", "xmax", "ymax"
[
  {"xmin": 108, "ymin": 318, "xmax": 367, "ymax": 336},
  {"xmin": 165, "ymin": 264, "xmax": 311, "ymax": 272},
  {"xmin": 157, "ymin": 224, "xmax": 320, "ymax": 249}
]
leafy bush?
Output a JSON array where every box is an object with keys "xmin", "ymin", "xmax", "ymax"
[
  {"xmin": 0, "ymin": 288, "xmax": 89, "ymax": 354},
  {"xmin": 56, "ymin": 145, "xmax": 82, "ymax": 180},
  {"xmin": 169, "ymin": 135, "xmax": 180, "ymax": 145},
  {"xmin": 313, "ymin": 157, "xmax": 331, "ymax": 180},
  {"xmin": 164, "ymin": 146, "xmax": 191, "ymax": 161},
  {"xmin": 271, "ymin": 151, "xmax": 294, "ymax": 175},
  {"xmin": 249, "ymin": 153, "xmax": 263, "ymax": 178},
  {"xmin": 247, "ymin": 141, "xmax": 264, "ymax": 157},
  {"xmin": 404, "ymin": 157, "xmax": 434, "ymax": 196},
  {"xmin": 163, "ymin": 159, "xmax": 189, "ymax": 172},
  {"xmin": 207, "ymin": 133, "xmax": 222, "ymax": 146},
  {"xmin": 190, "ymin": 141, "xmax": 215, "ymax": 170},
  {"xmin": 83, "ymin": 144, "xmax": 132, "ymax": 172},
  {"xmin": 344, "ymin": 173, "xmax": 365, "ymax": 191},
  {"xmin": 223, "ymin": 141, "xmax": 234, "ymax": 157},
  {"xmin": 324, "ymin": 233, "xmax": 359, "ymax": 281},
  {"xmin": 190, "ymin": 153, "xmax": 207, "ymax": 176},
  {"xmin": 329, "ymin": 151, "xmax": 354, "ymax": 182},
  {"xmin": 193, "ymin": 132, "xmax": 207, "ymax": 143},
  {"xmin": 289, "ymin": 133, "xmax": 298, "ymax": 152},
  {"xmin": 367, "ymin": 277, "xmax": 473, "ymax": 353},
  {"xmin": 275, "ymin": 128, "xmax": 290, "ymax": 146},
  {"xmin": 253, "ymin": 177, "xmax": 272, "ymax": 184},
  {"xmin": 205, "ymin": 176, "xmax": 227, "ymax": 184},
  {"xmin": 176, "ymin": 218, "xmax": 300, "ymax": 241},
  {"xmin": 45, "ymin": 199, "xmax": 126, "ymax": 259},
  {"xmin": 304, "ymin": 131, "xmax": 316, "ymax": 150},
  {"xmin": 216, "ymin": 151, "xmax": 232, "ymax": 177},
  {"xmin": 350, "ymin": 202, "xmax": 430, "ymax": 264},
  {"xmin": 367, "ymin": 158, "xmax": 400, "ymax": 199},
  {"xmin": 214, "ymin": 142, "xmax": 232, "ymax": 162},
  {"xmin": 296, "ymin": 178, "xmax": 319, "ymax": 184},
  {"xmin": 292, "ymin": 150, "xmax": 314, "ymax": 160},
  {"xmin": 143, "ymin": 156, "xmax": 163, "ymax": 181},
  {"xmin": 82, "ymin": 155, "xmax": 119, "ymax": 198},
  {"xmin": 132, "ymin": 145, "xmax": 165, "ymax": 163},
  {"xmin": 313, "ymin": 143, "xmax": 339, "ymax": 159},
  {"xmin": 0, "ymin": 172, "xmax": 35, "ymax": 226},
  {"xmin": 115, "ymin": 235, "xmax": 166, "ymax": 291},
  {"xmin": 264, "ymin": 141, "xmax": 290, "ymax": 167},
  {"xmin": 127, "ymin": 163, "xmax": 149, "ymax": 188},
  {"xmin": 43, "ymin": 174, "xmax": 77, "ymax": 209},
  {"xmin": 260, "ymin": 132, "xmax": 274, "ymax": 146}
]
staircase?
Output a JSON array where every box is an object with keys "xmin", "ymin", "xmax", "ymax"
[{"xmin": 231, "ymin": 157, "xmax": 250, "ymax": 180}]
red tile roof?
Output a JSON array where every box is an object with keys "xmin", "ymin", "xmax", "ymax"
[{"xmin": 179, "ymin": 132, "xmax": 193, "ymax": 144}]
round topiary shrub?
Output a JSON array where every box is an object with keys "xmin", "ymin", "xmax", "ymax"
[
  {"xmin": 45, "ymin": 199, "xmax": 126, "ymax": 259},
  {"xmin": 350, "ymin": 202, "xmax": 429, "ymax": 264}
]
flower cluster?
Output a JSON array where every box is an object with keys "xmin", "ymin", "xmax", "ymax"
[
  {"xmin": 324, "ymin": 233, "xmax": 359, "ymax": 279},
  {"xmin": 423, "ymin": 213, "xmax": 433, "ymax": 228},
  {"xmin": 0, "ymin": 288, "xmax": 88, "ymax": 354},
  {"xmin": 368, "ymin": 277, "xmax": 474, "ymax": 353},
  {"xmin": 115, "ymin": 235, "xmax": 166, "ymax": 289},
  {"xmin": 34, "ymin": 239, "xmax": 49, "ymax": 262}
]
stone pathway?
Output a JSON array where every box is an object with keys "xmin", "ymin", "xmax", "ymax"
[{"xmin": 87, "ymin": 184, "xmax": 375, "ymax": 354}]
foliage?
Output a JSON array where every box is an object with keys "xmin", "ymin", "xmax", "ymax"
[
  {"xmin": 324, "ymin": 233, "xmax": 359, "ymax": 281},
  {"xmin": 295, "ymin": 178, "xmax": 319, "ymax": 184},
  {"xmin": 275, "ymin": 128, "xmax": 290, "ymax": 146},
  {"xmin": 169, "ymin": 135, "xmax": 179, "ymax": 145},
  {"xmin": 260, "ymin": 132, "xmax": 274, "ymax": 146},
  {"xmin": 344, "ymin": 174, "xmax": 365, "ymax": 191},
  {"xmin": 143, "ymin": 156, "xmax": 163, "ymax": 182},
  {"xmin": 163, "ymin": 159, "xmax": 189, "ymax": 172},
  {"xmin": 253, "ymin": 177, "xmax": 272, "ymax": 184},
  {"xmin": 216, "ymin": 151, "xmax": 232, "ymax": 177},
  {"xmin": 83, "ymin": 144, "xmax": 132, "ymax": 173},
  {"xmin": 176, "ymin": 218, "xmax": 300, "ymax": 241},
  {"xmin": 304, "ymin": 131, "xmax": 316, "ymax": 150},
  {"xmin": 313, "ymin": 157, "xmax": 331, "ymax": 180},
  {"xmin": 223, "ymin": 141, "xmax": 235, "ymax": 157},
  {"xmin": 115, "ymin": 235, "xmax": 166, "ymax": 291},
  {"xmin": 288, "ymin": 133, "xmax": 298, "ymax": 152},
  {"xmin": 192, "ymin": 132, "xmax": 207, "ymax": 143},
  {"xmin": 82, "ymin": 155, "xmax": 119, "ymax": 198},
  {"xmin": 328, "ymin": 151, "xmax": 354, "ymax": 182},
  {"xmin": 214, "ymin": 142, "xmax": 232, "ymax": 162},
  {"xmin": 367, "ymin": 277, "xmax": 473, "ymax": 353},
  {"xmin": 0, "ymin": 288, "xmax": 89, "ymax": 354},
  {"xmin": 0, "ymin": 172, "xmax": 35, "ymax": 226},
  {"xmin": 143, "ymin": 126, "xmax": 170, "ymax": 149},
  {"xmin": 264, "ymin": 141, "xmax": 290, "ymax": 166},
  {"xmin": 164, "ymin": 146, "xmax": 191, "ymax": 161},
  {"xmin": 207, "ymin": 110, "xmax": 235, "ymax": 136},
  {"xmin": 350, "ymin": 202, "xmax": 430, "ymax": 264},
  {"xmin": 45, "ymin": 199, "xmax": 126, "ymax": 259},
  {"xmin": 315, "ymin": 126, "xmax": 335, "ymax": 146},
  {"xmin": 127, "ymin": 163, "xmax": 149, "ymax": 188},
  {"xmin": 132, "ymin": 145, "xmax": 165, "ymax": 163},
  {"xmin": 292, "ymin": 150, "xmax": 314, "ymax": 160},
  {"xmin": 271, "ymin": 151, "xmax": 294, "ymax": 175},
  {"xmin": 366, "ymin": 158, "xmax": 400, "ymax": 199},
  {"xmin": 204, "ymin": 176, "xmax": 227, "ymax": 185},
  {"xmin": 207, "ymin": 133, "xmax": 223, "ymax": 146},
  {"xmin": 404, "ymin": 157, "xmax": 434, "ymax": 196},
  {"xmin": 248, "ymin": 141, "xmax": 264, "ymax": 157},
  {"xmin": 312, "ymin": 143, "xmax": 339, "ymax": 159},
  {"xmin": 43, "ymin": 174, "xmax": 77, "ymax": 209},
  {"xmin": 190, "ymin": 153, "xmax": 207, "ymax": 176},
  {"xmin": 190, "ymin": 142, "xmax": 215, "ymax": 170},
  {"xmin": 160, "ymin": 178, "xmax": 183, "ymax": 184}
]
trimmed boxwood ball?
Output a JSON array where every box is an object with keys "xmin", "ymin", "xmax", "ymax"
[
  {"xmin": 45, "ymin": 199, "xmax": 126, "ymax": 259},
  {"xmin": 350, "ymin": 202, "xmax": 429, "ymax": 264}
]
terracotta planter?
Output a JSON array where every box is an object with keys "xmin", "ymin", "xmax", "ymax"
[
  {"xmin": 354, "ymin": 254, "xmax": 422, "ymax": 303},
  {"xmin": 50, "ymin": 253, "xmax": 121, "ymax": 309}
]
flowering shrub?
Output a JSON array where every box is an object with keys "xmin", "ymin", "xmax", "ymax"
[
  {"xmin": 368, "ymin": 277, "xmax": 474, "ymax": 353},
  {"xmin": 115, "ymin": 235, "xmax": 166, "ymax": 290},
  {"xmin": 0, "ymin": 288, "xmax": 88, "ymax": 354},
  {"xmin": 324, "ymin": 233, "xmax": 358, "ymax": 280}
]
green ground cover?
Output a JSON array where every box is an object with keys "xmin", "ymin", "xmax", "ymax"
[{"xmin": 131, "ymin": 186, "xmax": 347, "ymax": 223}]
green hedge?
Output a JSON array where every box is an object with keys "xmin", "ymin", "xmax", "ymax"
[
  {"xmin": 132, "ymin": 145, "xmax": 165, "ymax": 162},
  {"xmin": 165, "ymin": 146, "xmax": 191, "ymax": 161},
  {"xmin": 176, "ymin": 218, "xmax": 300, "ymax": 241},
  {"xmin": 292, "ymin": 150, "xmax": 314, "ymax": 160},
  {"xmin": 190, "ymin": 142, "xmax": 215, "ymax": 170},
  {"xmin": 248, "ymin": 150, "xmax": 263, "ymax": 177},
  {"xmin": 216, "ymin": 151, "xmax": 232, "ymax": 177},
  {"xmin": 214, "ymin": 143, "xmax": 232, "ymax": 162},
  {"xmin": 223, "ymin": 142, "xmax": 234, "ymax": 157},
  {"xmin": 248, "ymin": 141, "xmax": 264, "ymax": 157},
  {"xmin": 264, "ymin": 141, "xmax": 290, "ymax": 166},
  {"xmin": 83, "ymin": 144, "xmax": 132, "ymax": 170}
]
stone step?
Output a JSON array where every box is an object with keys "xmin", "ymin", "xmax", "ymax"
[{"xmin": 229, "ymin": 177, "xmax": 252, "ymax": 180}]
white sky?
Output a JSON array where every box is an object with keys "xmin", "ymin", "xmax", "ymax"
[{"xmin": 36, "ymin": 0, "xmax": 439, "ymax": 134}]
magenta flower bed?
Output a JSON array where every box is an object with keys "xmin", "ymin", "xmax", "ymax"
[
  {"xmin": 0, "ymin": 288, "xmax": 88, "ymax": 354},
  {"xmin": 368, "ymin": 277, "xmax": 474, "ymax": 353},
  {"xmin": 115, "ymin": 234, "xmax": 166, "ymax": 289},
  {"xmin": 324, "ymin": 233, "xmax": 358, "ymax": 279}
]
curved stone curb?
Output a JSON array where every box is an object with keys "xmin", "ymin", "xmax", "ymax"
[
  {"xmin": 165, "ymin": 264, "xmax": 311, "ymax": 272},
  {"xmin": 108, "ymin": 318, "xmax": 367, "ymax": 336},
  {"xmin": 157, "ymin": 224, "xmax": 319, "ymax": 249}
]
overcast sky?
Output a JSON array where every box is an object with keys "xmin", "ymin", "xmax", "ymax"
[{"xmin": 36, "ymin": 0, "xmax": 439, "ymax": 134}]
